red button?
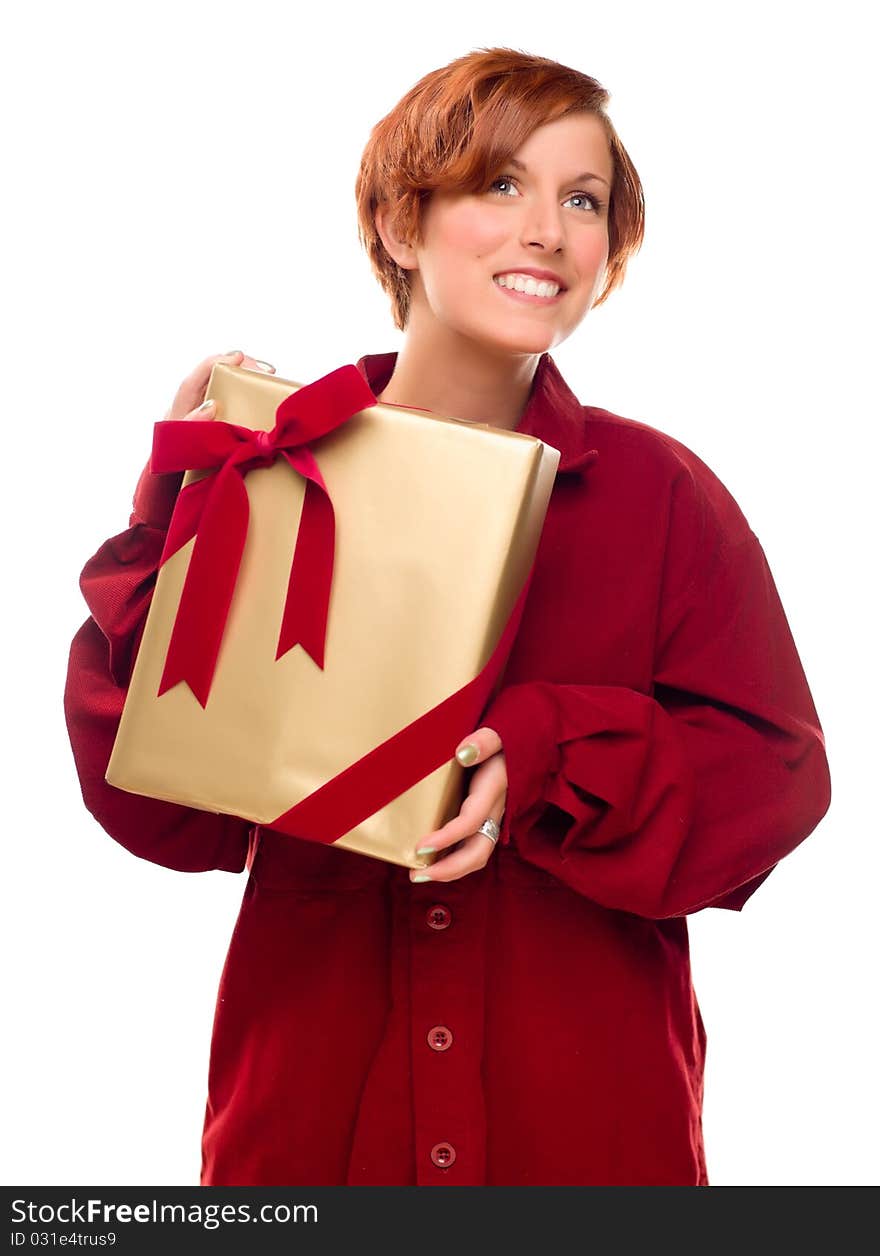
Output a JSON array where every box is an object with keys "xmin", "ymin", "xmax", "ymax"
[
  {"xmin": 426, "ymin": 904, "xmax": 452, "ymax": 930},
  {"xmin": 427, "ymin": 1025, "xmax": 453, "ymax": 1051},
  {"xmin": 430, "ymin": 1142, "xmax": 456, "ymax": 1168}
]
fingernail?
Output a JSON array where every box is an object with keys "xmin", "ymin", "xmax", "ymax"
[
  {"xmin": 456, "ymin": 743, "xmax": 478, "ymax": 766},
  {"xmin": 224, "ymin": 349, "xmax": 243, "ymax": 357},
  {"xmin": 416, "ymin": 846, "xmax": 436, "ymax": 855},
  {"xmin": 253, "ymin": 359, "xmax": 275, "ymax": 372},
  {"xmin": 411, "ymin": 874, "xmax": 431, "ymax": 883},
  {"xmin": 197, "ymin": 399, "xmax": 214, "ymax": 412}
]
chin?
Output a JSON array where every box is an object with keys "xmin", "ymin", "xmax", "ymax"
[{"xmin": 467, "ymin": 321, "xmax": 561, "ymax": 359}]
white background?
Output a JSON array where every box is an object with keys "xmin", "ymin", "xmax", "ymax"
[{"xmin": 3, "ymin": 0, "xmax": 876, "ymax": 1187}]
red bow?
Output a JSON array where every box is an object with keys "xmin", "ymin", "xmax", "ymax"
[{"xmin": 150, "ymin": 365, "xmax": 377, "ymax": 708}]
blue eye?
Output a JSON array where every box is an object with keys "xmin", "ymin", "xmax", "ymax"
[
  {"xmin": 489, "ymin": 175, "xmax": 603, "ymax": 213},
  {"xmin": 565, "ymin": 191, "xmax": 604, "ymax": 213}
]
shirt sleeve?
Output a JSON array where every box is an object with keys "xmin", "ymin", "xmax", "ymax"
[
  {"xmin": 63, "ymin": 457, "xmax": 252, "ymax": 874},
  {"xmin": 481, "ymin": 452, "xmax": 831, "ymax": 919}
]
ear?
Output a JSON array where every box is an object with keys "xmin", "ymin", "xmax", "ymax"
[{"xmin": 374, "ymin": 201, "xmax": 419, "ymax": 272}]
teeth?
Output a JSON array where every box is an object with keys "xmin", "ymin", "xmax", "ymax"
[{"xmin": 494, "ymin": 273, "xmax": 560, "ymax": 298}]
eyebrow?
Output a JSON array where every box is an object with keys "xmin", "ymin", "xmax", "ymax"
[{"xmin": 507, "ymin": 156, "xmax": 611, "ymax": 189}]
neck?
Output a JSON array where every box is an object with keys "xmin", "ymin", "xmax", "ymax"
[{"xmin": 375, "ymin": 311, "xmax": 542, "ymax": 430}]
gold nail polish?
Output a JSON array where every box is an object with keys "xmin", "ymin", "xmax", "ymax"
[
  {"xmin": 456, "ymin": 743, "xmax": 478, "ymax": 766},
  {"xmin": 411, "ymin": 874, "xmax": 431, "ymax": 883}
]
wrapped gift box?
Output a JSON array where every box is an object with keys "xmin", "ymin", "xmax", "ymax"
[{"xmin": 105, "ymin": 361, "xmax": 559, "ymax": 870}]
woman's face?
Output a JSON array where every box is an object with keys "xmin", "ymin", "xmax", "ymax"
[{"xmin": 400, "ymin": 111, "xmax": 614, "ymax": 357}]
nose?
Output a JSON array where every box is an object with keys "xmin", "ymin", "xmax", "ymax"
[{"xmin": 519, "ymin": 194, "xmax": 565, "ymax": 254}]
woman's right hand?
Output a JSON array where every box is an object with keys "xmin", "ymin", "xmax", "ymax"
[
  {"xmin": 132, "ymin": 350, "xmax": 276, "ymax": 527},
  {"xmin": 166, "ymin": 349, "xmax": 276, "ymax": 422}
]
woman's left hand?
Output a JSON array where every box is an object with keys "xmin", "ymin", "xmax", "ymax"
[{"xmin": 410, "ymin": 728, "xmax": 507, "ymax": 882}]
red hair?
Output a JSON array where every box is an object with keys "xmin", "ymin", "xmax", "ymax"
[{"xmin": 355, "ymin": 47, "xmax": 645, "ymax": 331}]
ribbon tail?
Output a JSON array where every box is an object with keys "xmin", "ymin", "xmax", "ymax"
[
  {"xmin": 270, "ymin": 369, "xmax": 376, "ymax": 666},
  {"xmin": 158, "ymin": 463, "xmax": 249, "ymax": 707},
  {"xmin": 276, "ymin": 449, "xmax": 335, "ymax": 669}
]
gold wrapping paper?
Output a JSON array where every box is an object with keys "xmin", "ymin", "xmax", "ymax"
[{"xmin": 106, "ymin": 362, "xmax": 560, "ymax": 870}]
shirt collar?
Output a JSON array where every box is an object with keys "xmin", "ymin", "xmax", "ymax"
[{"xmin": 354, "ymin": 350, "xmax": 598, "ymax": 476}]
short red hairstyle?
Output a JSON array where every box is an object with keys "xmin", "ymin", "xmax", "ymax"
[{"xmin": 355, "ymin": 47, "xmax": 645, "ymax": 331}]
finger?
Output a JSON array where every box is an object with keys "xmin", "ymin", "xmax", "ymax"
[
  {"xmin": 192, "ymin": 350, "xmax": 245, "ymax": 390},
  {"xmin": 220, "ymin": 352, "xmax": 276, "ymax": 374},
  {"xmin": 165, "ymin": 353, "xmax": 240, "ymax": 421},
  {"xmin": 415, "ymin": 761, "xmax": 506, "ymax": 855},
  {"xmin": 182, "ymin": 398, "xmax": 219, "ymax": 422},
  {"xmin": 455, "ymin": 726, "xmax": 503, "ymax": 766},
  {"xmin": 167, "ymin": 351, "xmax": 274, "ymax": 421},
  {"xmin": 411, "ymin": 813, "xmax": 504, "ymax": 883},
  {"xmin": 198, "ymin": 349, "xmax": 278, "ymax": 380},
  {"xmin": 213, "ymin": 350, "xmax": 276, "ymax": 373},
  {"xmin": 189, "ymin": 352, "xmax": 277, "ymax": 414}
]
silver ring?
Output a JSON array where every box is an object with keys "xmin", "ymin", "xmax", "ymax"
[{"xmin": 477, "ymin": 817, "xmax": 500, "ymax": 845}]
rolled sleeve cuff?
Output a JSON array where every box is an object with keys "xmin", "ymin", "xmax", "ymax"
[
  {"xmin": 130, "ymin": 456, "xmax": 184, "ymax": 530},
  {"xmin": 480, "ymin": 682, "xmax": 560, "ymax": 846}
]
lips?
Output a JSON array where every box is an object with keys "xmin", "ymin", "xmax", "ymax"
[{"xmin": 493, "ymin": 267, "xmax": 568, "ymax": 289}]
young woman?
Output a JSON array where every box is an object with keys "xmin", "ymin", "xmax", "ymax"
[{"xmin": 64, "ymin": 48, "xmax": 831, "ymax": 1186}]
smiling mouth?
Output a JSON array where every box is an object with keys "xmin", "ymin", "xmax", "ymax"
[{"xmin": 492, "ymin": 275, "xmax": 565, "ymax": 303}]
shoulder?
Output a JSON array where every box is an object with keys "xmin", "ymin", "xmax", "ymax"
[{"xmin": 582, "ymin": 403, "xmax": 754, "ymax": 547}]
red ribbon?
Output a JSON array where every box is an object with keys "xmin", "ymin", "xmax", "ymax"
[
  {"xmin": 150, "ymin": 365, "xmax": 377, "ymax": 708},
  {"xmin": 264, "ymin": 558, "xmax": 535, "ymax": 847}
]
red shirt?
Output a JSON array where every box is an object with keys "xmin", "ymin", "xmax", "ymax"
[{"xmin": 63, "ymin": 350, "xmax": 831, "ymax": 1186}]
